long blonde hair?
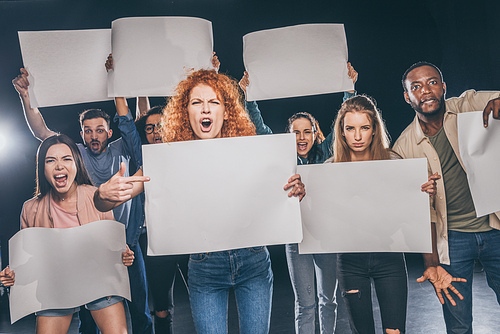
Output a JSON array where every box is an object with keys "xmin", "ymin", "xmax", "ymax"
[{"xmin": 332, "ymin": 95, "xmax": 390, "ymax": 162}]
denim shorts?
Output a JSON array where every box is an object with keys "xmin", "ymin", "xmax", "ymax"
[{"xmin": 36, "ymin": 296, "xmax": 123, "ymax": 317}]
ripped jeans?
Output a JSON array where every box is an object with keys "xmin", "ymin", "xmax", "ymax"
[{"xmin": 337, "ymin": 252, "xmax": 407, "ymax": 334}]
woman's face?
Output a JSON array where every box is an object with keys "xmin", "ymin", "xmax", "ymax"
[
  {"xmin": 342, "ymin": 111, "xmax": 374, "ymax": 154},
  {"xmin": 44, "ymin": 143, "xmax": 77, "ymax": 195},
  {"xmin": 291, "ymin": 118, "xmax": 315, "ymax": 158},
  {"xmin": 144, "ymin": 114, "xmax": 162, "ymax": 144},
  {"xmin": 187, "ymin": 84, "xmax": 227, "ymax": 140}
]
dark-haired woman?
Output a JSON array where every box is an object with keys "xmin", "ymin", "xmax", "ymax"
[
  {"xmin": 0, "ymin": 134, "xmax": 133, "ymax": 334},
  {"xmin": 134, "ymin": 105, "xmax": 189, "ymax": 334}
]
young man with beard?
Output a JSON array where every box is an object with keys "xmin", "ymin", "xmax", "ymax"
[
  {"xmin": 393, "ymin": 61, "xmax": 500, "ymax": 333},
  {"xmin": 13, "ymin": 68, "xmax": 153, "ymax": 334}
]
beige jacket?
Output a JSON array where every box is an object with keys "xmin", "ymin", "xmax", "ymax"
[
  {"xmin": 393, "ymin": 90, "xmax": 500, "ymax": 265},
  {"xmin": 21, "ymin": 184, "xmax": 114, "ymax": 229}
]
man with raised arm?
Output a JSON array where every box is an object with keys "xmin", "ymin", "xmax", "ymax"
[
  {"xmin": 13, "ymin": 68, "xmax": 153, "ymax": 334},
  {"xmin": 393, "ymin": 61, "xmax": 500, "ymax": 334}
]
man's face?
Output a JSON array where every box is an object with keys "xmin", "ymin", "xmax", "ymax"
[
  {"xmin": 80, "ymin": 117, "xmax": 112, "ymax": 155},
  {"xmin": 404, "ymin": 65, "xmax": 446, "ymax": 117}
]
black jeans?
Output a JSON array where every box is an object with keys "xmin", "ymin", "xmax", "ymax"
[{"xmin": 337, "ymin": 252, "xmax": 407, "ymax": 334}]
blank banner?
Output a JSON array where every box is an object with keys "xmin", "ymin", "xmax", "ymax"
[
  {"xmin": 243, "ymin": 24, "xmax": 354, "ymax": 101},
  {"xmin": 143, "ymin": 134, "xmax": 302, "ymax": 255},
  {"xmin": 298, "ymin": 159, "xmax": 431, "ymax": 254},
  {"xmin": 458, "ymin": 111, "xmax": 500, "ymax": 217},
  {"xmin": 18, "ymin": 29, "xmax": 112, "ymax": 108},
  {"xmin": 109, "ymin": 16, "xmax": 213, "ymax": 97},
  {"xmin": 9, "ymin": 220, "xmax": 130, "ymax": 323}
]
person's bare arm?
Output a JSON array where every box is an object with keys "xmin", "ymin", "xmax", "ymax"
[
  {"xmin": 346, "ymin": 62, "xmax": 358, "ymax": 94},
  {"xmin": 136, "ymin": 97, "xmax": 151, "ymax": 120},
  {"xmin": 13, "ymin": 68, "xmax": 56, "ymax": 141}
]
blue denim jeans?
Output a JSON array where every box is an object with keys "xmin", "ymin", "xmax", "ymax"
[
  {"xmin": 337, "ymin": 252, "xmax": 407, "ymax": 334},
  {"xmin": 285, "ymin": 243, "xmax": 337, "ymax": 334},
  {"xmin": 188, "ymin": 247, "xmax": 273, "ymax": 334},
  {"xmin": 440, "ymin": 229, "xmax": 500, "ymax": 334},
  {"xmin": 127, "ymin": 242, "xmax": 153, "ymax": 334}
]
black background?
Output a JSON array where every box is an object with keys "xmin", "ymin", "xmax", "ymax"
[{"xmin": 0, "ymin": 0, "xmax": 499, "ymax": 264}]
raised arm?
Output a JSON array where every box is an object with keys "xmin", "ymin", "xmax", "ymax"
[
  {"xmin": 345, "ymin": 62, "xmax": 358, "ymax": 95},
  {"xmin": 94, "ymin": 162, "xmax": 149, "ymax": 212},
  {"xmin": 212, "ymin": 52, "xmax": 220, "ymax": 73},
  {"xmin": 239, "ymin": 71, "xmax": 273, "ymax": 135},
  {"xmin": 136, "ymin": 97, "xmax": 151, "ymax": 120},
  {"xmin": 13, "ymin": 68, "xmax": 56, "ymax": 141}
]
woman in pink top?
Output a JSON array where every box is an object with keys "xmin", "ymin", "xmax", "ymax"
[{"xmin": 0, "ymin": 134, "xmax": 134, "ymax": 334}]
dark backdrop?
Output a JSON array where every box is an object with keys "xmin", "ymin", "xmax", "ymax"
[{"xmin": 0, "ymin": 0, "xmax": 499, "ymax": 264}]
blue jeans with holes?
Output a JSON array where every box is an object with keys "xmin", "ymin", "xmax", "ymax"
[
  {"xmin": 188, "ymin": 247, "xmax": 273, "ymax": 334},
  {"xmin": 285, "ymin": 243, "xmax": 338, "ymax": 333},
  {"xmin": 440, "ymin": 229, "xmax": 500, "ymax": 334},
  {"xmin": 337, "ymin": 252, "xmax": 407, "ymax": 334}
]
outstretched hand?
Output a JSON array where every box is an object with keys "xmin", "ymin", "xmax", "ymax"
[
  {"xmin": 284, "ymin": 174, "xmax": 306, "ymax": 201},
  {"xmin": 122, "ymin": 245, "xmax": 135, "ymax": 266},
  {"xmin": 417, "ymin": 265, "xmax": 466, "ymax": 306},
  {"xmin": 0, "ymin": 266, "xmax": 15, "ymax": 287},
  {"xmin": 97, "ymin": 162, "xmax": 149, "ymax": 203},
  {"xmin": 13, "ymin": 68, "xmax": 30, "ymax": 97},
  {"xmin": 421, "ymin": 172, "xmax": 441, "ymax": 196},
  {"xmin": 483, "ymin": 97, "xmax": 500, "ymax": 127}
]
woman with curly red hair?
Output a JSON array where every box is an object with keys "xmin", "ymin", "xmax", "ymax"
[
  {"xmin": 94, "ymin": 69, "xmax": 305, "ymax": 334},
  {"xmin": 161, "ymin": 69, "xmax": 256, "ymax": 142}
]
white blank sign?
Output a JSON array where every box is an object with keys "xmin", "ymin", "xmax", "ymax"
[
  {"xmin": 143, "ymin": 134, "xmax": 303, "ymax": 255},
  {"xmin": 109, "ymin": 16, "xmax": 214, "ymax": 97},
  {"xmin": 8, "ymin": 221, "xmax": 130, "ymax": 323},
  {"xmin": 458, "ymin": 111, "xmax": 500, "ymax": 217},
  {"xmin": 298, "ymin": 158, "xmax": 431, "ymax": 254},
  {"xmin": 243, "ymin": 23, "xmax": 354, "ymax": 101},
  {"xmin": 18, "ymin": 29, "xmax": 112, "ymax": 108}
]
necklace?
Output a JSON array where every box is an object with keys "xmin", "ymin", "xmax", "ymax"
[{"xmin": 54, "ymin": 186, "xmax": 76, "ymax": 203}]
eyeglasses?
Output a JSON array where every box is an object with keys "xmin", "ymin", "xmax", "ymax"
[{"xmin": 144, "ymin": 122, "xmax": 163, "ymax": 134}]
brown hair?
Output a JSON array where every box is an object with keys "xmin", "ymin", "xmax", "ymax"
[
  {"xmin": 36, "ymin": 134, "xmax": 93, "ymax": 197},
  {"xmin": 285, "ymin": 112, "xmax": 326, "ymax": 163},
  {"xmin": 161, "ymin": 69, "xmax": 255, "ymax": 142},
  {"xmin": 332, "ymin": 95, "xmax": 391, "ymax": 162}
]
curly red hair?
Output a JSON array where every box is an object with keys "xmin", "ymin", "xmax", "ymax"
[{"xmin": 161, "ymin": 69, "xmax": 255, "ymax": 142}]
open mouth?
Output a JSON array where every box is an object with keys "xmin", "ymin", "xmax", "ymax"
[
  {"xmin": 153, "ymin": 135, "xmax": 162, "ymax": 144},
  {"xmin": 297, "ymin": 142, "xmax": 308, "ymax": 151},
  {"xmin": 200, "ymin": 118, "xmax": 213, "ymax": 132},
  {"xmin": 90, "ymin": 141, "xmax": 101, "ymax": 151},
  {"xmin": 54, "ymin": 174, "xmax": 68, "ymax": 188},
  {"xmin": 421, "ymin": 97, "xmax": 438, "ymax": 105}
]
